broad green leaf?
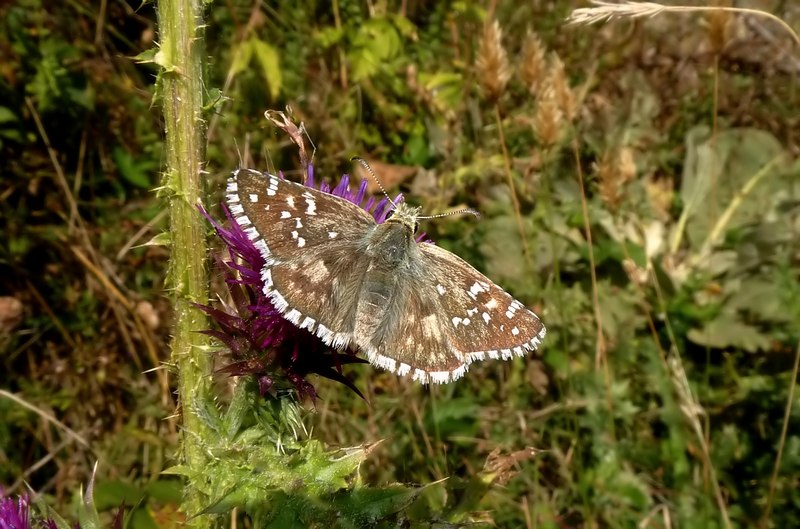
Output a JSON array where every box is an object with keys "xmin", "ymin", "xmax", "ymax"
[
  {"xmin": 331, "ymin": 485, "xmax": 425, "ymax": 524},
  {"xmin": 0, "ymin": 106, "xmax": 18, "ymax": 124},
  {"xmin": 314, "ymin": 26, "xmax": 344, "ymax": 47},
  {"xmin": 93, "ymin": 480, "xmax": 145, "ymax": 510},
  {"xmin": 678, "ymin": 126, "xmax": 787, "ymax": 251},
  {"xmin": 229, "ymin": 39, "xmax": 254, "ymax": 77},
  {"xmin": 687, "ymin": 311, "xmax": 771, "ymax": 352},
  {"xmin": 250, "ymin": 38, "xmax": 282, "ymax": 100},
  {"xmin": 419, "ymin": 72, "xmax": 464, "ymax": 112},
  {"xmin": 112, "ymin": 146, "xmax": 155, "ymax": 189}
]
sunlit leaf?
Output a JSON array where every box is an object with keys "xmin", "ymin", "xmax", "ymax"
[{"xmin": 250, "ymin": 38, "xmax": 282, "ymax": 100}]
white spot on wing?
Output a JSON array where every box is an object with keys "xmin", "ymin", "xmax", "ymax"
[
  {"xmin": 512, "ymin": 326, "xmax": 520, "ymax": 336},
  {"xmin": 249, "ymin": 194, "xmax": 259, "ymax": 203},
  {"xmin": 328, "ymin": 231, "xmax": 338, "ymax": 239},
  {"xmin": 452, "ymin": 317, "xmax": 462, "ymax": 328},
  {"xmin": 482, "ymin": 312, "xmax": 490, "ymax": 324},
  {"xmin": 470, "ymin": 282, "xmax": 486, "ymax": 296},
  {"xmin": 298, "ymin": 237, "xmax": 306, "ymax": 248},
  {"xmin": 281, "ymin": 211, "xmax": 291, "ymax": 219},
  {"xmin": 287, "ymin": 196, "xmax": 295, "ymax": 208},
  {"xmin": 305, "ymin": 197, "xmax": 317, "ymax": 215},
  {"xmin": 436, "ymin": 284, "xmax": 446, "ymax": 295}
]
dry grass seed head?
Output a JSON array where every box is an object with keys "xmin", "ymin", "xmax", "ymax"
[
  {"xmin": 520, "ymin": 31, "xmax": 548, "ymax": 96},
  {"xmin": 705, "ymin": 6, "xmax": 733, "ymax": 55},
  {"xmin": 645, "ymin": 174, "xmax": 674, "ymax": 222},
  {"xmin": 547, "ymin": 53, "xmax": 577, "ymax": 122},
  {"xmin": 476, "ymin": 20, "xmax": 512, "ymax": 103},
  {"xmin": 532, "ymin": 85, "xmax": 564, "ymax": 148},
  {"xmin": 596, "ymin": 147, "xmax": 636, "ymax": 211}
]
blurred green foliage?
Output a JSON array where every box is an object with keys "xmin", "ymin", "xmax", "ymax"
[{"xmin": 1, "ymin": 1, "xmax": 799, "ymax": 528}]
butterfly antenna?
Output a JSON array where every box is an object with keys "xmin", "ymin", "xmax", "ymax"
[
  {"xmin": 418, "ymin": 208, "xmax": 481, "ymax": 221},
  {"xmin": 351, "ymin": 156, "xmax": 396, "ymax": 210}
]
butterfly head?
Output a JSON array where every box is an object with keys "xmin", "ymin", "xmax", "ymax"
[{"xmin": 384, "ymin": 202, "xmax": 421, "ymax": 234}]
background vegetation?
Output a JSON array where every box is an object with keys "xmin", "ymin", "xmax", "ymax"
[{"xmin": 1, "ymin": 0, "xmax": 798, "ymax": 527}]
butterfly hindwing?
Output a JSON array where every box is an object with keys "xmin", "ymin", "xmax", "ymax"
[
  {"xmin": 360, "ymin": 242, "xmax": 545, "ymax": 384},
  {"xmin": 361, "ymin": 270, "xmax": 466, "ymax": 383},
  {"xmin": 417, "ymin": 243, "xmax": 546, "ymax": 363}
]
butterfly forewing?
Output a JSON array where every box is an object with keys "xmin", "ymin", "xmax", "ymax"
[{"xmin": 227, "ymin": 169, "xmax": 374, "ymax": 347}]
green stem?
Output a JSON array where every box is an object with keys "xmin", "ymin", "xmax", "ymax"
[{"xmin": 157, "ymin": 0, "xmax": 213, "ymax": 526}]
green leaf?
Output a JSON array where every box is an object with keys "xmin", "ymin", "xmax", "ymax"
[
  {"xmin": 132, "ymin": 48, "xmax": 158, "ymax": 64},
  {"xmin": 687, "ymin": 311, "xmax": 771, "ymax": 352},
  {"xmin": 141, "ymin": 232, "xmax": 171, "ymax": 248},
  {"xmin": 419, "ymin": 72, "xmax": 464, "ymax": 112},
  {"xmin": 93, "ymin": 480, "xmax": 145, "ymax": 511},
  {"xmin": 332, "ymin": 485, "xmax": 425, "ymax": 524},
  {"xmin": 229, "ymin": 39, "xmax": 254, "ymax": 77},
  {"xmin": 0, "ymin": 106, "xmax": 18, "ymax": 124},
  {"xmin": 678, "ymin": 126, "xmax": 787, "ymax": 250},
  {"xmin": 112, "ymin": 146, "xmax": 156, "ymax": 189},
  {"xmin": 314, "ymin": 26, "xmax": 344, "ymax": 47},
  {"xmin": 77, "ymin": 479, "xmax": 102, "ymax": 529},
  {"xmin": 250, "ymin": 38, "xmax": 282, "ymax": 100}
]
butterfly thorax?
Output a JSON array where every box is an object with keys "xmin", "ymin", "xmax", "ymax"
[{"xmin": 365, "ymin": 202, "xmax": 421, "ymax": 267}]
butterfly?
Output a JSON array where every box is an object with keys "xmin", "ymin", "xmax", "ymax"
[{"xmin": 225, "ymin": 168, "xmax": 545, "ymax": 384}]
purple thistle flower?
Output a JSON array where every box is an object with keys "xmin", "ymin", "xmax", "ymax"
[
  {"xmin": 197, "ymin": 165, "xmax": 414, "ymax": 402},
  {"xmin": 0, "ymin": 493, "xmax": 29, "ymax": 529},
  {"xmin": 0, "ymin": 492, "xmax": 66, "ymax": 529}
]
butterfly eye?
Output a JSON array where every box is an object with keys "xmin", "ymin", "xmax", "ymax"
[
  {"xmin": 385, "ymin": 209, "xmax": 395, "ymax": 220},
  {"xmin": 414, "ymin": 221, "xmax": 419, "ymax": 232}
]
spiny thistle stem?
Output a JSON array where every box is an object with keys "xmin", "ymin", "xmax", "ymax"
[{"xmin": 156, "ymin": 0, "xmax": 214, "ymax": 527}]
